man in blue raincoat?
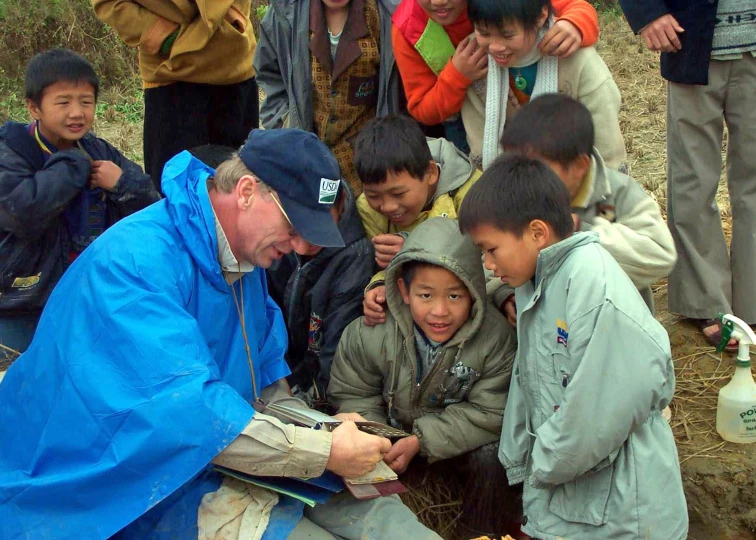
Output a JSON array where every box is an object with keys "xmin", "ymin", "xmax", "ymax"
[{"xmin": 0, "ymin": 129, "xmax": 440, "ymax": 540}]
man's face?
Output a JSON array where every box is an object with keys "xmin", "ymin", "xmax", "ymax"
[
  {"xmin": 362, "ymin": 166, "xmax": 438, "ymax": 228},
  {"xmin": 398, "ymin": 265, "xmax": 472, "ymax": 343},
  {"xmin": 234, "ymin": 182, "xmax": 311, "ymax": 268},
  {"xmin": 468, "ymin": 223, "xmax": 539, "ymax": 288},
  {"xmin": 26, "ymin": 80, "xmax": 95, "ymax": 150},
  {"xmin": 416, "ymin": 0, "xmax": 467, "ymax": 26}
]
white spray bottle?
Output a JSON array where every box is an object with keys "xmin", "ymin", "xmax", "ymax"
[{"xmin": 715, "ymin": 314, "xmax": 756, "ymax": 444}]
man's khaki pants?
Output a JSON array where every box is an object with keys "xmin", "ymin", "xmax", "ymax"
[
  {"xmin": 666, "ymin": 54, "xmax": 756, "ymax": 322},
  {"xmin": 288, "ymin": 492, "xmax": 442, "ymax": 540}
]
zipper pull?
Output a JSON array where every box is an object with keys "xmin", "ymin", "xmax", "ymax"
[{"xmin": 562, "ymin": 373, "xmax": 569, "ymax": 388}]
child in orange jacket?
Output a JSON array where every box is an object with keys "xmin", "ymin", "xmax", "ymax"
[{"xmin": 392, "ymin": 0, "xmax": 598, "ymax": 152}]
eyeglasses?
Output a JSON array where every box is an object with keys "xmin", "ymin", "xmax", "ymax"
[
  {"xmin": 268, "ymin": 191, "xmax": 292, "ymax": 225},
  {"xmin": 268, "ymin": 190, "xmax": 299, "ymax": 236}
]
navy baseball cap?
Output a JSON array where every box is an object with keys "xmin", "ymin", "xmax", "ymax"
[{"xmin": 239, "ymin": 129, "xmax": 345, "ymax": 248}]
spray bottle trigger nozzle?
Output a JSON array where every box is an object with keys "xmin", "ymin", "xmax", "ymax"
[{"xmin": 716, "ymin": 314, "xmax": 735, "ymax": 354}]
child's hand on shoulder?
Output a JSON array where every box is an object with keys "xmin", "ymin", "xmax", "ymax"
[
  {"xmin": 384, "ymin": 435, "xmax": 420, "ymax": 474},
  {"xmin": 363, "ymin": 285, "xmax": 387, "ymax": 326},
  {"xmin": 451, "ymin": 36, "xmax": 488, "ymax": 82},
  {"xmin": 373, "ymin": 234, "xmax": 405, "ymax": 269},
  {"xmin": 90, "ymin": 160, "xmax": 122, "ymax": 191},
  {"xmin": 539, "ymin": 20, "xmax": 582, "ymax": 58}
]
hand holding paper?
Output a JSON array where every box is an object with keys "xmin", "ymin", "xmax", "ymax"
[{"xmin": 326, "ymin": 422, "xmax": 391, "ymax": 479}]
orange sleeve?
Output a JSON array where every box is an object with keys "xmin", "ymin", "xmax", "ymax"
[
  {"xmin": 392, "ymin": 25, "xmax": 472, "ymax": 126},
  {"xmin": 551, "ymin": 0, "xmax": 599, "ymax": 47}
]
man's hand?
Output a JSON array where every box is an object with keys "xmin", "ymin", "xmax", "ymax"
[
  {"xmin": 90, "ymin": 160, "xmax": 122, "ymax": 191},
  {"xmin": 326, "ymin": 421, "xmax": 391, "ymax": 479},
  {"xmin": 539, "ymin": 19, "xmax": 582, "ymax": 58},
  {"xmin": 451, "ymin": 36, "xmax": 488, "ymax": 82},
  {"xmin": 384, "ymin": 435, "xmax": 421, "ymax": 474},
  {"xmin": 334, "ymin": 412, "xmax": 368, "ymax": 422},
  {"xmin": 363, "ymin": 285, "xmax": 387, "ymax": 326},
  {"xmin": 640, "ymin": 14, "xmax": 684, "ymax": 53},
  {"xmin": 373, "ymin": 234, "xmax": 405, "ymax": 269},
  {"xmin": 500, "ymin": 295, "xmax": 517, "ymax": 327}
]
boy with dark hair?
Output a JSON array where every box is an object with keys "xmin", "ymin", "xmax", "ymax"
[
  {"xmin": 353, "ymin": 113, "xmax": 481, "ymax": 324},
  {"xmin": 0, "ymin": 48, "xmax": 159, "ymax": 353},
  {"xmin": 329, "ymin": 216, "xmax": 516, "ymax": 535},
  {"xmin": 459, "ymin": 155, "xmax": 688, "ymax": 540},
  {"xmin": 462, "ymin": 0, "xmax": 626, "ymax": 171},
  {"xmin": 492, "ymin": 94, "xmax": 675, "ymax": 317}
]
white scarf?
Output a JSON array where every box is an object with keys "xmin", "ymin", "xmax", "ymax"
[{"xmin": 481, "ymin": 24, "xmax": 559, "ymax": 169}]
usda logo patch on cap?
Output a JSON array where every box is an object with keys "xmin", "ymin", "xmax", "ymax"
[{"xmin": 319, "ymin": 178, "xmax": 340, "ymax": 204}]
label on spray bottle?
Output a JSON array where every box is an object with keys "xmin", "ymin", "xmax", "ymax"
[{"xmin": 741, "ymin": 405, "xmax": 756, "ymax": 438}]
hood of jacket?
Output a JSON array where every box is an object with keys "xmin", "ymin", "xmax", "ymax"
[
  {"xmin": 161, "ymin": 151, "xmax": 228, "ymax": 291},
  {"xmin": 427, "ymin": 136, "xmax": 476, "ymax": 202},
  {"xmin": 384, "ymin": 217, "xmax": 486, "ymax": 345}
]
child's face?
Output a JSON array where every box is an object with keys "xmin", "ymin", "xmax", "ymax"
[
  {"xmin": 26, "ymin": 80, "xmax": 95, "ymax": 149},
  {"xmin": 468, "ymin": 223, "xmax": 542, "ymax": 288},
  {"xmin": 398, "ymin": 265, "xmax": 472, "ymax": 343},
  {"xmin": 417, "ymin": 0, "xmax": 467, "ymax": 27},
  {"xmin": 362, "ymin": 165, "xmax": 439, "ymax": 227},
  {"xmin": 474, "ymin": 8, "xmax": 549, "ymax": 67}
]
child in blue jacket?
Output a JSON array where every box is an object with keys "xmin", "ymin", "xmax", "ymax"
[{"xmin": 0, "ymin": 49, "xmax": 159, "ymax": 353}]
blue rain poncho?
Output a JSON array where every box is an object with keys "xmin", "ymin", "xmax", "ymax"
[{"xmin": 0, "ymin": 152, "xmax": 292, "ymax": 538}]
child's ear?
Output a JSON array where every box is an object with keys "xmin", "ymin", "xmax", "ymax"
[
  {"xmin": 537, "ymin": 6, "xmax": 550, "ymax": 28},
  {"xmin": 26, "ymin": 99, "xmax": 41, "ymax": 121},
  {"xmin": 425, "ymin": 160, "xmax": 440, "ymax": 188},
  {"xmin": 397, "ymin": 277, "xmax": 411, "ymax": 305},
  {"xmin": 529, "ymin": 219, "xmax": 552, "ymax": 248}
]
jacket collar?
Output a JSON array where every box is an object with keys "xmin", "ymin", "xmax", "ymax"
[
  {"xmin": 534, "ymin": 231, "xmax": 599, "ymax": 288},
  {"xmin": 210, "ymin": 208, "xmax": 255, "ymax": 284},
  {"xmin": 571, "ymin": 149, "xmax": 612, "ymax": 210},
  {"xmin": 310, "ymin": 0, "xmax": 369, "ymax": 81}
]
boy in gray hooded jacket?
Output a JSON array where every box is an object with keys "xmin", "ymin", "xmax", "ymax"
[{"xmin": 460, "ymin": 155, "xmax": 688, "ymax": 540}]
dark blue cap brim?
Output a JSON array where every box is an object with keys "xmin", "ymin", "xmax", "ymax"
[{"xmin": 277, "ymin": 193, "xmax": 345, "ymax": 248}]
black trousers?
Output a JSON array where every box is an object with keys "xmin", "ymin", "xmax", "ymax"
[{"xmin": 143, "ymin": 77, "xmax": 259, "ymax": 193}]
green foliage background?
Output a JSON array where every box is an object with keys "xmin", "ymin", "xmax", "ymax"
[{"xmin": 0, "ymin": 0, "xmax": 618, "ymax": 123}]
